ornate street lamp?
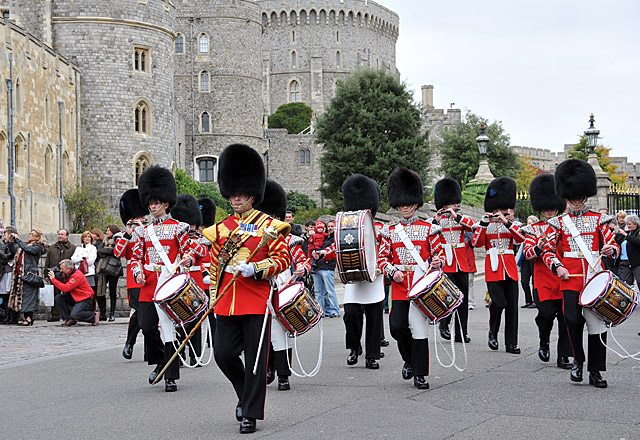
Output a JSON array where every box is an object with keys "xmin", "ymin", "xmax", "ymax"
[
  {"xmin": 584, "ymin": 113, "xmax": 600, "ymax": 154},
  {"xmin": 470, "ymin": 122, "xmax": 494, "ymax": 183},
  {"xmin": 476, "ymin": 122, "xmax": 490, "ymax": 160}
]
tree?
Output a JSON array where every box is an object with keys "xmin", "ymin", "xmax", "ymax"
[
  {"xmin": 515, "ymin": 155, "xmax": 539, "ymax": 192},
  {"xmin": 174, "ymin": 169, "xmax": 230, "ymax": 221},
  {"xmin": 64, "ymin": 180, "xmax": 110, "ymax": 232},
  {"xmin": 286, "ymin": 191, "xmax": 317, "ymax": 213},
  {"xmin": 437, "ymin": 111, "xmax": 521, "ymax": 185},
  {"xmin": 268, "ymin": 102, "xmax": 314, "ymax": 134},
  {"xmin": 316, "ymin": 68, "xmax": 430, "ymax": 206},
  {"xmin": 567, "ymin": 135, "xmax": 628, "ymax": 185}
]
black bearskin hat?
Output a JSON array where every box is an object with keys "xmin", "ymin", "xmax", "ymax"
[
  {"xmin": 137, "ymin": 165, "xmax": 177, "ymax": 210},
  {"xmin": 342, "ymin": 174, "xmax": 380, "ymax": 217},
  {"xmin": 198, "ymin": 198, "xmax": 216, "ymax": 228},
  {"xmin": 255, "ymin": 179, "xmax": 287, "ymax": 220},
  {"xmin": 119, "ymin": 189, "xmax": 147, "ymax": 225},
  {"xmin": 529, "ymin": 173, "xmax": 566, "ymax": 214},
  {"xmin": 433, "ymin": 178, "xmax": 462, "ymax": 210},
  {"xmin": 554, "ymin": 159, "xmax": 597, "ymax": 201},
  {"xmin": 387, "ymin": 168, "xmax": 424, "ymax": 209},
  {"xmin": 217, "ymin": 143, "xmax": 266, "ymax": 205},
  {"xmin": 484, "ymin": 177, "xmax": 517, "ymax": 212},
  {"xmin": 171, "ymin": 194, "xmax": 203, "ymax": 227}
]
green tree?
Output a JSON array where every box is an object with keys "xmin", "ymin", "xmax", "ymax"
[
  {"xmin": 286, "ymin": 191, "xmax": 317, "ymax": 214},
  {"xmin": 567, "ymin": 135, "xmax": 628, "ymax": 185},
  {"xmin": 516, "ymin": 155, "xmax": 539, "ymax": 192},
  {"xmin": 437, "ymin": 111, "xmax": 521, "ymax": 184},
  {"xmin": 316, "ymin": 68, "xmax": 430, "ymax": 206},
  {"xmin": 174, "ymin": 169, "xmax": 230, "ymax": 221},
  {"xmin": 268, "ymin": 102, "xmax": 314, "ymax": 134},
  {"xmin": 64, "ymin": 180, "xmax": 109, "ymax": 233}
]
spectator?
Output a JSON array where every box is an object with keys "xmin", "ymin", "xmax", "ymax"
[
  {"xmin": 8, "ymin": 229, "xmax": 48, "ymax": 326},
  {"xmin": 96, "ymin": 224, "xmax": 123, "ymax": 322},
  {"xmin": 310, "ymin": 221, "xmax": 341, "ymax": 318},
  {"xmin": 0, "ymin": 226, "xmax": 18, "ymax": 324},
  {"xmin": 284, "ymin": 211, "xmax": 304, "ymax": 236},
  {"xmin": 619, "ymin": 214, "xmax": 640, "ymax": 292},
  {"xmin": 71, "ymin": 231, "xmax": 97, "ymax": 292},
  {"xmin": 611, "ymin": 210, "xmax": 629, "ymax": 275},
  {"xmin": 50, "ymin": 259, "xmax": 97, "ymax": 326},
  {"xmin": 44, "ymin": 229, "xmax": 76, "ymax": 321},
  {"xmin": 91, "ymin": 229, "xmax": 106, "ymax": 318},
  {"xmin": 300, "ymin": 219, "xmax": 315, "ymax": 257},
  {"xmin": 520, "ymin": 215, "xmax": 538, "ymax": 308}
]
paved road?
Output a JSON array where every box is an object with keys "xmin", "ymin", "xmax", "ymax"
[{"xmin": 1, "ymin": 278, "xmax": 640, "ymax": 440}]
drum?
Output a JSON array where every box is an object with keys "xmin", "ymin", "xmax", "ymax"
[
  {"xmin": 153, "ymin": 273, "xmax": 209, "ymax": 325},
  {"xmin": 407, "ymin": 269, "xmax": 463, "ymax": 323},
  {"xmin": 579, "ymin": 270, "xmax": 638, "ymax": 327},
  {"xmin": 276, "ymin": 281, "xmax": 322, "ymax": 336},
  {"xmin": 335, "ymin": 210, "xmax": 377, "ymax": 284}
]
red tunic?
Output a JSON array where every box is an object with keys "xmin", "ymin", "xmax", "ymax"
[
  {"xmin": 114, "ymin": 235, "xmax": 141, "ymax": 289},
  {"xmin": 472, "ymin": 219, "xmax": 525, "ymax": 282},
  {"xmin": 433, "ymin": 213, "xmax": 477, "ymax": 273},
  {"xmin": 522, "ymin": 220, "xmax": 562, "ymax": 301}
]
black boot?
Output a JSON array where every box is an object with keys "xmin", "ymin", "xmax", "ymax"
[
  {"xmin": 347, "ymin": 346, "xmax": 362, "ymax": 366},
  {"xmin": 570, "ymin": 361, "xmax": 583, "ymax": 382},
  {"xmin": 538, "ymin": 342, "xmax": 550, "ymax": 362},
  {"xmin": 588, "ymin": 371, "xmax": 608, "ymax": 388},
  {"xmin": 98, "ymin": 297, "xmax": 107, "ymax": 321},
  {"xmin": 5, "ymin": 309, "xmax": 18, "ymax": 325},
  {"xmin": 108, "ymin": 296, "xmax": 117, "ymax": 322},
  {"xmin": 488, "ymin": 331, "xmax": 498, "ymax": 351}
]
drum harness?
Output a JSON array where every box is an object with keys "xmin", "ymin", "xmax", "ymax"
[{"xmin": 396, "ymin": 224, "xmax": 467, "ymax": 372}]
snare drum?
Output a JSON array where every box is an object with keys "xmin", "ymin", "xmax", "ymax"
[
  {"xmin": 276, "ymin": 281, "xmax": 322, "ymax": 336},
  {"xmin": 153, "ymin": 273, "xmax": 209, "ymax": 325},
  {"xmin": 579, "ymin": 270, "xmax": 638, "ymax": 327},
  {"xmin": 407, "ymin": 269, "xmax": 463, "ymax": 323},
  {"xmin": 335, "ymin": 210, "xmax": 377, "ymax": 284}
]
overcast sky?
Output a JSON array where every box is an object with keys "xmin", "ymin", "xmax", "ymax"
[{"xmin": 386, "ymin": 0, "xmax": 640, "ymax": 162}]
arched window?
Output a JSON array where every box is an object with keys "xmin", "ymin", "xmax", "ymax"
[
  {"xmin": 134, "ymin": 47, "xmax": 150, "ymax": 72},
  {"xmin": 175, "ymin": 34, "xmax": 184, "ymax": 54},
  {"xmin": 200, "ymin": 112, "xmax": 210, "ymax": 133},
  {"xmin": 291, "ymin": 51, "xmax": 297, "ymax": 68},
  {"xmin": 62, "ymin": 151, "xmax": 70, "ymax": 186},
  {"xmin": 0, "ymin": 131, "xmax": 6, "ymax": 176},
  {"xmin": 199, "ymin": 34, "xmax": 209, "ymax": 53},
  {"xmin": 197, "ymin": 157, "xmax": 217, "ymax": 182},
  {"xmin": 14, "ymin": 135, "xmax": 24, "ymax": 175},
  {"xmin": 306, "ymin": 149, "xmax": 311, "ymax": 163},
  {"xmin": 45, "ymin": 95, "xmax": 50, "ymax": 127},
  {"xmin": 15, "ymin": 77, "xmax": 22, "ymax": 115},
  {"xmin": 336, "ymin": 51, "xmax": 341, "ymax": 68},
  {"xmin": 289, "ymin": 80, "xmax": 300, "ymax": 103},
  {"xmin": 133, "ymin": 152, "xmax": 152, "ymax": 186},
  {"xmin": 44, "ymin": 145, "xmax": 53, "ymax": 185},
  {"xmin": 200, "ymin": 71, "xmax": 209, "ymax": 92},
  {"xmin": 299, "ymin": 150, "xmax": 305, "ymax": 164},
  {"xmin": 134, "ymin": 100, "xmax": 150, "ymax": 134}
]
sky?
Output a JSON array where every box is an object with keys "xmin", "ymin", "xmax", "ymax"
[{"xmin": 385, "ymin": 0, "xmax": 640, "ymax": 162}]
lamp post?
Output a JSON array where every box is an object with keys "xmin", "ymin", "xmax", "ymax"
[
  {"xmin": 584, "ymin": 113, "xmax": 604, "ymax": 173},
  {"xmin": 470, "ymin": 122, "xmax": 494, "ymax": 183}
]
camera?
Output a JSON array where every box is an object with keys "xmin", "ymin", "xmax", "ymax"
[{"xmin": 48, "ymin": 267, "xmax": 64, "ymax": 282}]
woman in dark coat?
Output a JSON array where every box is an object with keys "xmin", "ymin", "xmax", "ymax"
[
  {"xmin": 96, "ymin": 224, "xmax": 122, "ymax": 322},
  {"xmin": 0, "ymin": 226, "xmax": 18, "ymax": 323},
  {"xmin": 8, "ymin": 229, "xmax": 47, "ymax": 326}
]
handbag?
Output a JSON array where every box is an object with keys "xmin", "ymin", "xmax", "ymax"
[
  {"xmin": 79, "ymin": 257, "xmax": 89, "ymax": 274},
  {"xmin": 23, "ymin": 271, "xmax": 45, "ymax": 288},
  {"xmin": 40, "ymin": 284, "xmax": 55, "ymax": 306},
  {"xmin": 97, "ymin": 257, "xmax": 121, "ymax": 277}
]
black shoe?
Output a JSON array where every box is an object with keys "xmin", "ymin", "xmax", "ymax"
[
  {"xmin": 347, "ymin": 347, "xmax": 362, "ymax": 366},
  {"xmin": 488, "ymin": 331, "xmax": 498, "ymax": 351},
  {"xmin": 240, "ymin": 417, "xmax": 256, "ymax": 434},
  {"xmin": 527, "ymin": 303, "xmax": 537, "ymax": 309},
  {"xmin": 505, "ymin": 344, "xmax": 521, "ymax": 354},
  {"xmin": 108, "ymin": 314, "xmax": 115, "ymax": 322},
  {"xmin": 149, "ymin": 364, "xmax": 164, "ymax": 384},
  {"xmin": 365, "ymin": 359, "xmax": 379, "ymax": 369},
  {"xmin": 557, "ymin": 357, "xmax": 572, "ymax": 370},
  {"xmin": 454, "ymin": 335, "xmax": 471, "ymax": 343},
  {"xmin": 589, "ymin": 371, "xmax": 608, "ymax": 388},
  {"xmin": 380, "ymin": 338, "xmax": 390, "ymax": 347},
  {"xmin": 277, "ymin": 376, "xmax": 290, "ymax": 391},
  {"xmin": 570, "ymin": 361, "xmax": 583, "ymax": 382},
  {"xmin": 235, "ymin": 400, "xmax": 243, "ymax": 422},
  {"xmin": 440, "ymin": 326, "xmax": 451, "ymax": 340},
  {"xmin": 47, "ymin": 316, "xmax": 60, "ymax": 322},
  {"xmin": 401, "ymin": 362, "xmax": 413, "ymax": 380},
  {"xmin": 538, "ymin": 343, "xmax": 550, "ymax": 362},
  {"xmin": 521, "ymin": 303, "xmax": 532, "ymax": 308},
  {"xmin": 413, "ymin": 375, "xmax": 430, "ymax": 389},
  {"xmin": 164, "ymin": 379, "xmax": 177, "ymax": 392},
  {"xmin": 122, "ymin": 344, "xmax": 133, "ymax": 360},
  {"xmin": 267, "ymin": 365, "xmax": 275, "ymax": 384},
  {"xmin": 379, "ymin": 351, "xmax": 385, "ymax": 359},
  {"xmin": 99, "ymin": 313, "xmax": 107, "ymax": 322}
]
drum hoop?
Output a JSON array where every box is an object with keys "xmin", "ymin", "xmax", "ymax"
[
  {"xmin": 153, "ymin": 273, "xmax": 188, "ymax": 303},
  {"xmin": 579, "ymin": 270, "xmax": 611, "ymax": 307}
]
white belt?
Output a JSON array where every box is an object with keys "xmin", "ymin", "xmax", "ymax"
[
  {"xmin": 564, "ymin": 251, "xmax": 599, "ymax": 259},
  {"xmin": 143, "ymin": 264, "xmax": 164, "ymax": 272},
  {"xmin": 491, "ymin": 249, "xmax": 514, "ymax": 255},
  {"xmin": 449, "ymin": 242, "xmax": 466, "ymax": 249},
  {"xmin": 189, "ymin": 266, "xmax": 201, "ymax": 272},
  {"xmin": 395, "ymin": 264, "xmax": 419, "ymax": 273}
]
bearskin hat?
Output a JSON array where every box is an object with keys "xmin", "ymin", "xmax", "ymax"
[
  {"xmin": 198, "ymin": 198, "xmax": 216, "ymax": 228},
  {"xmin": 484, "ymin": 177, "xmax": 517, "ymax": 212},
  {"xmin": 255, "ymin": 179, "xmax": 287, "ymax": 220},
  {"xmin": 433, "ymin": 178, "xmax": 462, "ymax": 210},
  {"xmin": 554, "ymin": 158, "xmax": 597, "ymax": 201},
  {"xmin": 137, "ymin": 165, "xmax": 177, "ymax": 209},
  {"xmin": 529, "ymin": 173, "xmax": 566, "ymax": 214},
  {"xmin": 119, "ymin": 189, "xmax": 147, "ymax": 225},
  {"xmin": 387, "ymin": 168, "xmax": 424, "ymax": 209},
  {"xmin": 171, "ymin": 194, "xmax": 203, "ymax": 227},
  {"xmin": 342, "ymin": 174, "xmax": 380, "ymax": 217},
  {"xmin": 217, "ymin": 143, "xmax": 266, "ymax": 205}
]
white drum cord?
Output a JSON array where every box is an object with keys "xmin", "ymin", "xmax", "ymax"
[
  {"xmin": 287, "ymin": 319, "xmax": 323, "ymax": 378},
  {"xmin": 172, "ymin": 318, "xmax": 215, "ymax": 368},
  {"xmin": 599, "ymin": 324, "xmax": 640, "ymax": 361},
  {"xmin": 432, "ymin": 309, "xmax": 467, "ymax": 372}
]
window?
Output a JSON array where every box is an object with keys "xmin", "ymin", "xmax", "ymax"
[
  {"xmin": 134, "ymin": 100, "xmax": 150, "ymax": 134},
  {"xmin": 299, "ymin": 150, "xmax": 305, "ymax": 164},
  {"xmin": 198, "ymin": 158, "xmax": 216, "ymax": 182},
  {"xmin": 45, "ymin": 95, "xmax": 50, "ymax": 127},
  {"xmin": 199, "ymin": 34, "xmax": 209, "ymax": 53},
  {"xmin": 306, "ymin": 150, "xmax": 310, "ymax": 163},
  {"xmin": 201, "ymin": 112, "xmax": 210, "ymax": 133},
  {"xmin": 289, "ymin": 80, "xmax": 300, "ymax": 102},
  {"xmin": 200, "ymin": 71, "xmax": 209, "ymax": 92},
  {"xmin": 133, "ymin": 153, "xmax": 151, "ymax": 186},
  {"xmin": 134, "ymin": 47, "xmax": 150, "ymax": 72},
  {"xmin": 175, "ymin": 34, "xmax": 184, "ymax": 54},
  {"xmin": 336, "ymin": 51, "xmax": 341, "ymax": 68},
  {"xmin": 336, "ymin": 30, "xmax": 339, "ymax": 42},
  {"xmin": 299, "ymin": 149, "xmax": 310, "ymax": 164},
  {"xmin": 45, "ymin": 146, "xmax": 53, "ymax": 185},
  {"xmin": 292, "ymin": 30, "xmax": 295, "ymax": 42},
  {"xmin": 291, "ymin": 51, "xmax": 297, "ymax": 68},
  {"xmin": 15, "ymin": 78, "xmax": 22, "ymax": 115}
]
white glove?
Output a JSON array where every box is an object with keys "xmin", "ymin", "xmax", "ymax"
[{"xmin": 238, "ymin": 263, "xmax": 256, "ymax": 278}]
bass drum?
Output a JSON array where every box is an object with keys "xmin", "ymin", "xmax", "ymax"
[{"xmin": 335, "ymin": 210, "xmax": 377, "ymax": 284}]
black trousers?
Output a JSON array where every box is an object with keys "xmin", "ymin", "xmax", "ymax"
[
  {"xmin": 343, "ymin": 300, "xmax": 383, "ymax": 359},
  {"xmin": 487, "ymin": 278, "xmax": 519, "ymax": 346},
  {"xmin": 138, "ymin": 301, "xmax": 180, "ymax": 380},
  {"xmin": 268, "ymin": 344, "xmax": 292, "ymax": 377},
  {"xmin": 533, "ymin": 291, "xmax": 572, "ymax": 358},
  {"xmin": 125, "ymin": 288, "xmax": 141, "ymax": 347},
  {"xmin": 54, "ymin": 293, "xmax": 94, "ymax": 323},
  {"xmin": 389, "ymin": 300, "xmax": 429, "ymax": 376},
  {"xmin": 440, "ymin": 272, "xmax": 469, "ymax": 337},
  {"xmin": 520, "ymin": 260, "xmax": 535, "ymax": 304},
  {"xmin": 562, "ymin": 290, "xmax": 606, "ymax": 372},
  {"xmin": 215, "ymin": 314, "xmax": 270, "ymax": 420}
]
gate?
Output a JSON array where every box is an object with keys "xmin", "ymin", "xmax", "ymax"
[
  {"xmin": 607, "ymin": 184, "xmax": 640, "ymax": 216},
  {"xmin": 514, "ymin": 191, "xmax": 535, "ymax": 223}
]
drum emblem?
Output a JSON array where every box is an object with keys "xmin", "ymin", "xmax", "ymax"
[{"xmin": 344, "ymin": 233, "xmax": 355, "ymax": 245}]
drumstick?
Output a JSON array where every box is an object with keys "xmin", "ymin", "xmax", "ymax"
[
  {"xmin": 427, "ymin": 251, "xmax": 444, "ymax": 272},
  {"xmin": 567, "ymin": 274, "xmax": 584, "ymax": 278},
  {"xmin": 282, "ymin": 258, "xmax": 311, "ymax": 287},
  {"xmin": 253, "ymin": 288, "xmax": 274, "ymax": 375},
  {"xmin": 589, "ymin": 235, "xmax": 616, "ymax": 273},
  {"xmin": 152, "ymin": 227, "xmax": 280, "ymax": 385},
  {"xmin": 167, "ymin": 249, "xmax": 195, "ymax": 277}
]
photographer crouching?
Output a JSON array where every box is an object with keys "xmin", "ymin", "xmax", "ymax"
[{"xmin": 50, "ymin": 259, "xmax": 98, "ymax": 326}]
